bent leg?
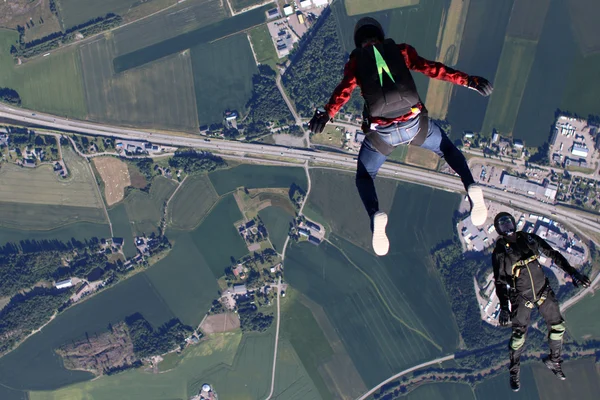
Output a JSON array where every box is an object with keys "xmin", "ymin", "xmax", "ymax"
[
  {"xmin": 356, "ymin": 138, "xmax": 388, "ymax": 220},
  {"xmin": 418, "ymin": 119, "xmax": 476, "ymax": 191},
  {"xmin": 539, "ymin": 289, "xmax": 565, "ymax": 362}
]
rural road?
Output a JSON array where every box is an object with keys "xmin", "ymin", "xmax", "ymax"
[
  {"xmin": 265, "ymin": 276, "xmax": 282, "ymax": 400},
  {"xmin": 356, "ymin": 354, "xmax": 455, "ymax": 400},
  {"xmin": 275, "ymin": 74, "xmax": 311, "ymax": 146}
]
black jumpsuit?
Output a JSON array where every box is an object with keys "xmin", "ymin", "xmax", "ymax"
[{"xmin": 492, "ymin": 231, "xmax": 576, "ymax": 376}]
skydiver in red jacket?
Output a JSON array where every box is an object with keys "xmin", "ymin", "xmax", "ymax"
[{"xmin": 309, "ymin": 17, "xmax": 493, "ymax": 256}]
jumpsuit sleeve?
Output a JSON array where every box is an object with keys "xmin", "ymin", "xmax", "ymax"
[
  {"xmin": 529, "ymin": 233, "xmax": 577, "ymax": 275},
  {"xmin": 492, "ymin": 245, "xmax": 510, "ymax": 311},
  {"xmin": 398, "ymin": 43, "xmax": 470, "ymax": 86},
  {"xmin": 324, "ymin": 55, "xmax": 358, "ymax": 118}
]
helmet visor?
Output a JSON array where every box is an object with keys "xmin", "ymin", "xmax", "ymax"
[{"xmin": 497, "ymin": 215, "xmax": 515, "ymax": 235}]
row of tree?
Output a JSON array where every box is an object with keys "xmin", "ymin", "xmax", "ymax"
[
  {"xmin": 124, "ymin": 313, "xmax": 194, "ymax": 358},
  {"xmin": 168, "ymin": 149, "xmax": 227, "ymax": 174}
]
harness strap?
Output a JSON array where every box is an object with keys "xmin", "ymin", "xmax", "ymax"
[{"xmin": 511, "ymin": 255, "xmax": 539, "ymax": 278}]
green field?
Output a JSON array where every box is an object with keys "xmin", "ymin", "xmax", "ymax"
[
  {"xmin": 565, "ymin": 293, "xmax": 600, "ymax": 339},
  {"xmin": 474, "ymin": 364, "xmax": 538, "ymax": 400},
  {"xmin": 113, "ymin": 4, "xmax": 270, "ymax": 72},
  {"xmin": 0, "ymin": 272, "xmax": 176, "ymax": 390},
  {"xmin": 230, "ymin": 0, "xmax": 265, "ymax": 12},
  {"xmin": 108, "ymin": 203, "xmax": 137, "ymax": 258},
  {"xmin": 258, "ymin": 205, "xmax": 294, "ymax": 252},
  {"xmin": 505, "ymin": 0, "xmax": 551, "ymax": 41},
  {"xmin": 561, "ymin": 52, "xmax": 600, "ymax": 119},
  {"xmin": 0, "ymin": 202, "xmax": 107, "ymax": 230},
  {"xmin": 0, "ymin": 386, "xmax": 27, "ymax": 400},
  {"xmin": 145, "ymin": 231, "xmax": 220, "ymax": 327},
  {"xmin": 272, "ymin": 338, "xmax": 322, "ymax": 400},
  {"xmin": 0, "ymin": 222, "xmax": 110, "ymax": 246},
  {"xmin": 249, "ymin": 24, "xmax": 278, "ymax": 69},
  {"xmin": 0, "ymin": 29, "xmax": 87, "ymax": 118},
  {"xmin": 209, "ymin": 164, "xmax": 307, "ymax": 196},
  {"xmin": 187, "ymin": 194, "xmax": 248, "ymax": 278},
  {"xmin": 280, "ymin": 289, "xmax": 335, "ymax": 399},
  {"xmin": 531, "ymin": 357, "xmax": 600, "ymax": 400},
  {"xmin": 406, "ymin": 382, "xmax": 474, "ymax": 400},
  {"xmin": 124, "ymin": 176, "xmax": 178, "ymax": 236},
  {"xmin": 79, "ymin": 37, "xmax": 199, "ymax": 131},
  {"xmin": 168, "ymin": 174, "xmax": 219, "ymax": 231},
  {"xmin": 56, "ymin": 0, "xmax": 175, "ymax": 29},
  {"xmin": 304, "ymin": 168, "xmax": 397, "ymax": 250},
  {"xmin": 481, "ymin": 36, "xmax": 538, "ymax": 136},
  {"xmin": 190, "ymin": 33, "xmax": 257, "ymax": 125},
  {"xmin": 29, "ymin": 332, "xmax": 242, "ymax": 400},
  {"xmin": 345, "ymin": 0, "xmax": 420, "ymax": 16},
  {"xmin": 112, "ymin": 0, "xmax": 226, "ymax": 57}
]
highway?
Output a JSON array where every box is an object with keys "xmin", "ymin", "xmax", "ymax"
[{"xmin": 2, "ymin": 104, "xmax": 600, "ymax": 242}]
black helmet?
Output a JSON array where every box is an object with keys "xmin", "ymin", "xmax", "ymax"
[
  {"xmin": 354, "ymin": 17, "xmax": 384, "ymax": 48},
  {"xmin": 494, "ymin": 212, "xmax": 516, "ymax": 236}
]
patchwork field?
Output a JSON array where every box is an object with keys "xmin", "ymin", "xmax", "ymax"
[
  {"xmin": 168, "ymin": 174, "xmax": 219, "ymax": 231},
  {"xmin": 561, "ymin": 52, "xmax": 600, "ymax": 119},
  {"xmin": 29, "ymin": 332, "xmax": 242, "ymax": 399},
  {"xmin": 258, "ymin": 205, "xmax": 294, "ymax": 252},
  {"xmin": 424, "ymin": 0, "xmax": 470, "ymax": 119},
  {"xmin": 405, "ymin": 146, "xmax": 440, "ymax": 170},
  {"xmin": 531, "ymin": 357, "xmax": 600, "ymax": 400},
  {"xmin": 92, "ymin": 156, "xmax": 131, "ymax": 206},
  {"xmin": 565, "ymin": 293, "xmax": 600, "ymax": 339},
  {"xmin": 187, "ymin": 194, "xmax": 248, "ymax": 278},
  {"xmin": 566, "ymin": 0, "xmax": 600, "ymax": 55},
  {"xmin": 505, "ymin": 0, "xmax": 551, "ymax": 41},
  {"xmin": 0, "ymin": 29, "xmax": 87, "ymax": 118},
  {"xmin": 79, "ymin": 37, "xmax": 198, "ymax": 131},
  {"xmin": 344, "ymin": 0, "xmax": 420, "ymax": 16},
  {"xmin": 0, "ymin": 222, "xmax": 110, "ymax": 247},
  {"xmin": 481, "ymin": 36, "xmax": 538, "ymax": 136},
  {"xmin": 112, "ymin": 0, "xmax": 225, "ymax": 57},
  {"xmin": 124, "ymin": 176, "xmax": 178, "ymax": 236},
  {"xmin": 113, "ymin": 4, "xmax": 270, "ymax": 73},
  {"xmin": 0, "ymin": 149, "xmax": 100, "ymax": 207},
  {"xmin": 272, "ymin": 338, "xmax": 322, "ymax": 400},
  {"xmin": 190, "ymin": 33, "xmax": 257, "ymax": 125},
  {"xmin": 406, "ymin": 382, "xmax": 474, "ymax": 400},
  {"xmin": 474, "ymin": 364, "xmax": 538, "ymax": 400},
  {"xmin": 0, "ymin": 0, "xmax": 62, "ymax": 42},
  {"xmin": 248, "ymin": 25, "xmax": 278, "ymax": 69},
  {"xmin": 107, "ymin": 203, "xmax": 137, "ymax": 258},
  {"xmin": 200, "ymin": 313, "xmax": 240, "ymax": 334},
  {"xmin": 56, "ymin": 0, "xmax": 177, "ymax": 29},
  {"xmin": 230, "ymin": 0, "xmax": 266, "ymax": 12},
  {"xmin": 209, "ymin": 164, "xmax": 307, "ymax": 196},
  {"xmin": 0, "ymin": 202, "xmax": 107, "ymax": 230}
]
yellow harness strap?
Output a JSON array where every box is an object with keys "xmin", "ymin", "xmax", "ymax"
[{"xmin": 511, "ymin": 255, "xmax": 539, "ymax": 278}]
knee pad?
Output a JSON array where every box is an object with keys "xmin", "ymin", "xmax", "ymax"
[
  {"xmin": 510, "ymin": 330, "xmax": 526, "ymax": 351},
  {"xmin": 549, "ymin": 322, "xmax": 566, "ymax": 341}
]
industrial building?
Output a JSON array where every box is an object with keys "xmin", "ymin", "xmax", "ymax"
[
  {"xmin": 299, "ymin": 0, "xmax": 311, "ymax": 7},
  {"xmin": 571, "ymin": 144, "xmax": 589, "ymax": 158},
  {"xmin": 55, "ymin": 278, "xmax": 73, "ymax": 290},
  {"xmin": 500, "ymin": 172, "xmax": 557, "ymax": 200},
  {"xmin": 283, "ymin": 4, "xmax": 293, "ymax": 15}
]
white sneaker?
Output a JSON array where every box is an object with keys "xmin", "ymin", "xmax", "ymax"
[
  {"xmin": 372, "ymin": 211, "xmax": 389, "ymax": 256},
  {"xmin": 468, "ymin": 184, "xmax": 487, "ymax": 226}
]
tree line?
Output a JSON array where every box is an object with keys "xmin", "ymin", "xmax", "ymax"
[
  {"xmin": 124, "ymin": 313, "xmax": 194, "ymax": 358},
  {"xmin": 0, "ymin": 87, "xmax": 21, "ymax": 106},
  {"xmin": 168, "ymin": 149, "xmax": 227, "ymax": 174}
]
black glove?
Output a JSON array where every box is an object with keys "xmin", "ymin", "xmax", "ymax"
[
  {"xmin": 499, "ymin": 309, "xmax": 511, "ymax": 327},
  {"xmin": 571, "ymin": 271, "xmax": 591, "ymax": 288},
  {"xmin": 467, "ymin": 76, "xmax": 493, "ymax": 97},
  {"xmin": 308, "ymin": 107, "xmax": 330, "ymax": 134}
]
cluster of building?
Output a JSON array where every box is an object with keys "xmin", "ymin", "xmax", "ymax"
[
  {"xmin": 500, "ymin": 171, "xmax": 558, "ymax": 202},
  {"xmin": 550, "ymin": 116, "xmax": 597, "ymax": 169},
  {"xmin": 115, "ymin": 140, "xmax": 164, "ymax": 155},
  {"xmin": 296, "ymin": 219, "xmax": 323, "ymax": 245}
]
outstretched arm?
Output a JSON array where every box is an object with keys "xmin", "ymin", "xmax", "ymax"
[
  {"xmin": 324, "ymin": 56, "xmax": 358, "ymax": 118},
  {"xmin": 529, "ymin": 233, "xmax": 577, "ymax": 275}
]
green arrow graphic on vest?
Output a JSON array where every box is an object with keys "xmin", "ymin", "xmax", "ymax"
[{"xmin": 374, "ymin": 46, "xmax": 395, "ymax": 86}]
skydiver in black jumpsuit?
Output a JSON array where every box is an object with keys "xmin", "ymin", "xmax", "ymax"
[{"xmin": 491, "ymin": 212, "xmax": 591, "ymax": 392}]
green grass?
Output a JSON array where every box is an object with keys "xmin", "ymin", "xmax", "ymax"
[
  {"xmin": 107, "ymin": 203, "xmax": 137, "ymax": 258},
  {"xmin": 0, "ymin": 29, "xmax": 87, "ymax": 118},
  {"xmin": 249, "ymin": 24, "xmax": 278, "ymax": 70},
  {"xmin": 562, "ymin": 52, "xmax": 600, "ymax": 119},
  {"xmin": 112, "ymin": 0, "xmax": 226, "ymax": 57},
  {"xmin": 186, "ymin": 194, "xmax": 248, "ymax": 278},
  {"xmin": 0, "ymin": 272, "xmax": 176, "ymax": 391},
  {"xmin": 272, "ymin": 338, "xmax": 323, "ymax": 400},
  {"xmin": 305, "ymin": 168, "xmax": 397, "ymax": 250},
  {"xmin": 0, "ymin": 386, "xmax": 27, "ymax": 400},
  {"xmin": 29, "ymin": 331, "xmax": 242, "ymax": 399},
  {"xmin": 79, "ymin": 37, "xmax": 199, "ymax": 131},
  {"xmin": 406, "ymin": 382, "xmax": 474, "ymax": 400},
  {"xmin": 145, "ymin": 231, "xmax": 221, "ymax": 327},
  {"xmin": 209, "ymin": 164, "xmax": 307, "ymax": 196},
  {"xmin": 258, "ymin": 205, "xmax": 294, "ymax": 252},
  {"xmin": 531, "ymin": 357, "xmax": 600, "ymax": 400},
  {"xmin": 280, "ymin": 289, "xmax": 335, "ymax": 400},
  {"xmin": 0, "ymin": 222, "xmax": 110, "ymax": 246},
  {"xmin": 481, "ymin": 36, "xmax": 538, "ymax": 136},
  {"xmin": 168, "ymin": 174, "xmax": 219, "ymax": 231},
  {"xmin": 344, "ymin": 0, "xmax": 420, "ymax": 16},
  {"xmin": 124, "ymin": 176, "xmax": 178, "ymax": 236},
  {"xmin": 56, "ymin": 0, "xmax": 175, "ymax": 29},
  {"xmin": 0, "ymin": 203, "xmax": 107, "ymax": 230},
  {"xmin": 190, "ymin": 33, "xmax": 257, "ymax": 125},
  {"xmin": 387, "ymin": 145, "xmax": 409, "ymax": 163},
  {"xmin": 474, "ymin": 364, "xmax": 538, "ymax": 400},
  {"xmin": 565, "ymin": 293, "xmax": 600, "ymax": 339}
]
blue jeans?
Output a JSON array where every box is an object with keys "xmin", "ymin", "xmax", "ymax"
[{"xmin": 356, "ymin": 117, "xmax": 475, "ymax": 218}]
